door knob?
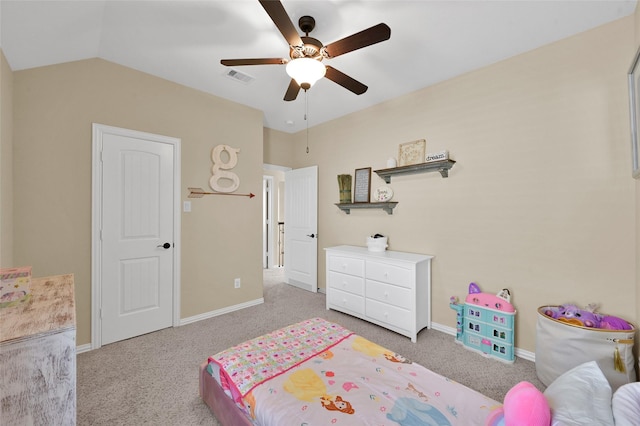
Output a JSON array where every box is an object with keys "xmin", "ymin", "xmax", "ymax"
[
  {"xmin": 306, "ymin": 233, "xmax": 318, "ymax": 238},
  {"xmin": 157, "ymin": 242, "xmax": 171, "ymax": 249}
]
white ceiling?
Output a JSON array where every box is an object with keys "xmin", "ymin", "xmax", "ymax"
[{"xmin": 1, "ymin": 0, "xmax": 636, "ymax": 133}]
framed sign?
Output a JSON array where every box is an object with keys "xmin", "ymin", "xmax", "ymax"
[
  {"xmin": 398, "ymin": 139, "xmax": 426, "ymax": 167},
  {"xmin": 354, "ymin": 167, "xmax": 371, "ymax": 203},
  {"xmin": 628, "ymin": 45, "xmax": 640, "ymax": 179}
]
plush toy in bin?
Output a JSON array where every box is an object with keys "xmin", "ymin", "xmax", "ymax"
[{"xmin": 542, "ymin": 304, "xmax": 632, "ymax": 330}]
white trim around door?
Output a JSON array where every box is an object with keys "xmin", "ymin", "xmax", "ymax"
[{"xmin": 91, "ymin": 123, "xmax": 181, "ymax": 350}]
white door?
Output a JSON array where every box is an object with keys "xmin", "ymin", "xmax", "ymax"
[
  {"xmin": 284, "ymin": 166, "xmax": 318, "ymax": 292},
  {"xmin": 96, "ymin": 126, "xmax": 178, "ymax": 345}
]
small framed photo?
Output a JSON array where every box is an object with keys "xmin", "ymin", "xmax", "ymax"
[
  {"xmin": 628, "ymin": 45, "xmax": 640, "ymax": 179},
  {"xmin": 353, "ymin": 167, "xmax": 371, "ymax": 203},
  {"xmin": 398, "ymin": 139, "xmax": 426, "ymax": 167}
]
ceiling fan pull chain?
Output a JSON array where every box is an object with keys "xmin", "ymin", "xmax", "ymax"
[{"xmin": 306, "ymin": 90, "xmax": 310, "ymax": 154}]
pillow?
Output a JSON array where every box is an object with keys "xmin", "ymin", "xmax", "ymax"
[
  {"xmin": 612, "ymin": 382, "xmax": 640, "ymax": 426},
  {"xmin": 543, "ymin": 361, "xmax": 614, "ymax": 426}
]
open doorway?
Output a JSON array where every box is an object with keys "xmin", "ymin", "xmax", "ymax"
[
  {"xmin": 263, "ymin": 164, "xmax": 290, "ymax": 271},
  {"xmin": 262, "ymin": 176, "xmax": 273, "ymax": 269}
]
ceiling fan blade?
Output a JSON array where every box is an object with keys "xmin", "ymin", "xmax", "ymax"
[
  {"xmin": 221, "ymin": 58, "xmax": 286, "ymax": 66},
  {"xmin": 324, "ymin": 66, "xmax": 368, "ymax": 95},
  {"xmin": 323, "ymin": 23, "xmax": 391, "ymax": 58},
  {"xmin": 283, "ymin": 79, "xmax": 301, "ymax": 101},
  {"xmin": 259, "ymin": 0, "xmax": 303, "ymax": 47}
]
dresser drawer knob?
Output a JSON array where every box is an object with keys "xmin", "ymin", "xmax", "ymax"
[{"xmin": 384, "ymin": 292, "xmax": 389, "ymax": 298}]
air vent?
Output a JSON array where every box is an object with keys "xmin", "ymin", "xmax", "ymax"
[{"xmin": 224, "ymin": 69, "xmax": 255, "ymax": 84}]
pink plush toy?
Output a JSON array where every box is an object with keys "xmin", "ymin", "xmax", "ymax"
[{"xmin": 486, "ymin": 381, "xmax": 551, "ymax": 426}]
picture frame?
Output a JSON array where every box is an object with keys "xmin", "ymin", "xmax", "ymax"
[
  {"xmin": 627, "ymin": 45, "xmax": 640, "ymax": 179},
  {"xmin": 398, "ymin": 139, "xmax": 426, "ymax": 167},
  {"xmin": 353, "ymin": 167, "xmax": 371, "ymax": 203}
]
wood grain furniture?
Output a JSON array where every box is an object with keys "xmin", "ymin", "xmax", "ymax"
[
  {"xmin": 325, "ymin": 245, "xmax": 433, "ymax": 342},
  {"xmin": 0, "ymin": 274, "xmax": 76, "ymax": 425}
]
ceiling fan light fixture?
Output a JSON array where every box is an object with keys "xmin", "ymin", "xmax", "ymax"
[{"xmin": 286, "ymin": 57, "xmax": 326, "ymax": 90}]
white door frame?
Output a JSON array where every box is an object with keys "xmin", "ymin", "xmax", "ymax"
[
  {"xmin": 263, "ymin": 163, "xmax": 291, "ymax": 270},
  {"xmin": 263, "ymin": 176, "xmax": 274, "ymax": 269},
  {"xmin": 91, "ymin": 123, "xmax": 181, "ymax": 350}
]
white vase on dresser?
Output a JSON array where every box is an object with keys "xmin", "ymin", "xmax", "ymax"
[
  {"xmin": 325, "ymin": 245, "xmax": 433, "ymax": 342},
  {"xmin": 0, "ymin": 274, "xmax": 76, "ymax": 425}
]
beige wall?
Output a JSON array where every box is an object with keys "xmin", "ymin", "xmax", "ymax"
[
  {"xmin": 13, "ymin": 59, "xmax": 264, "ymax": 345},
  {"xmin": 6, "ymin": 13, "xmax": 639, "ymax": 355},
  {"xmin": 273, "ymin": 16, "xmax": 637, "ymax": 353},
  {"xmin": 0, "ymin": 50, "xmax": 14, "ymax": 268},
  {"xmin": 264, "ymin": 127, "xmax": 296, "ymax": 167}
]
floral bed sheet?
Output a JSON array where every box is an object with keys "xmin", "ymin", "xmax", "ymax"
[{"xmin": 206, "ymin": 318, "xmax": 500, "ymax": 425}]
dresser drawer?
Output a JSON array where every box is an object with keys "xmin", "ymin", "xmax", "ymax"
[
  {"xmin": 366, "ymin": 261, "xmax": 412, "ymax": 288},
  {"xmin": 366, "ymin": 280, "xmax": 411, "ymax": 309},
  {"xmin": 328, "ymin": 271, "xmax": 365, "ymax": 296},
  {"xmin": 325, "ymin": 246, "xmax": 433, "ymax": 343},
  {"xmin": 328, "ymin": 255, "xmax": 365, "ymax": 277},
  {"xmin": 366, "ymin": 298, "xmax": 411, "ymax": 331},
  {"xmin": 328, "ymin": 288, "xmax": 365, "ymax": 316}
]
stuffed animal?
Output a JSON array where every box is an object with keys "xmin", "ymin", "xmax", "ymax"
[
  {"xmin": 543, "ymin": 304, "xmax": 600, "ymax": 328},
  {"xmin": 599, "ymin": 315, "xmax": 632, "ymax": 330},
  {"xmin": 485, "ymin": 381, "xmax": 551, "ymax": 426},
  {"xmin": 543, "ymin": 304, "xmax": 633, "ymax": 330}
]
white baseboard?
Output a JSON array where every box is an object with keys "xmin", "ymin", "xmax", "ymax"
[
  {"xmin": 179, "ymin": 297, "xmax": 265, "ymax": 326},
  {"xmin": 77, "ymin": 298, "xmax": 265, "ymax": 352},
  {"xmin": 76, "ymin": 343, "xmax": 92, "ymax": 354},
  {"xmin": 430, "ymin": 321, "xmax": 535, "ymax": 362}
]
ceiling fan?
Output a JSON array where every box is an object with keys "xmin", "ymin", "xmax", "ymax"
[{"xmin": 221, "ymin": 0, "xmax": 391, "ymax": 101}]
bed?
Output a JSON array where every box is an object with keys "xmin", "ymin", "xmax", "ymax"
[{"xmin": 199, "ymin": 317, "xmax": 500, "ymax": 425}]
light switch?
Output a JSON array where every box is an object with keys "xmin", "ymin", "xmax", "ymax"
[{"xmin": 183, "ymin": 201, "xmax": 191, "ymax": 212}]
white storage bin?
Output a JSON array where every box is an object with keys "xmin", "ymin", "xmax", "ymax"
[{"xmin": 536, "ymin": 307, "xmax": 637, "ymax": 391}]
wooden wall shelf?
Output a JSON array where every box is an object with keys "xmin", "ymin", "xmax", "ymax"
[
  {"xmin": 374, "ymin": 159, "xmax": 456, "ymax": 182},
  {"xmin": 335, "ymin": 202, "xmax": 398, "ymax": 215}
]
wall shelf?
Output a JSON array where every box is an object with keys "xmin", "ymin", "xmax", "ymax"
[
  {"xmin": 335, "ymin": 202, "xmax": 398, "ymax": 215},
  {"xmin": 374, "ymin": 159, "xmax": 456, "ymax": 183}
]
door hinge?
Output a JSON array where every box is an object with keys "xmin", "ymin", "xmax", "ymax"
[{"xmin": 99, "ymin": 308, "xmax": 103, "ymax": 319}]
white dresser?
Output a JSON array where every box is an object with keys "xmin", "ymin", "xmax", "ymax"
[{"xmin": 325, "ymin": 245, "xmax": 433, "ymax": 342}]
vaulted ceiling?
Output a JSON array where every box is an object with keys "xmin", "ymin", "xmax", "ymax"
[{"xmin": 1, "ymin": 0, "xmax": 636, "ymax": 133}]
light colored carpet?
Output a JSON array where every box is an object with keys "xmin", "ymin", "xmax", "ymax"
[{"xmin": 77, "ymin": 268, "xmax": 544, "ymax": 425}]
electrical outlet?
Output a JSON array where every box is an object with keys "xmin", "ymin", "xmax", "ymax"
[{"xmin": 234, "ymin": 278, "xmax": 241, "ymax": 289}]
